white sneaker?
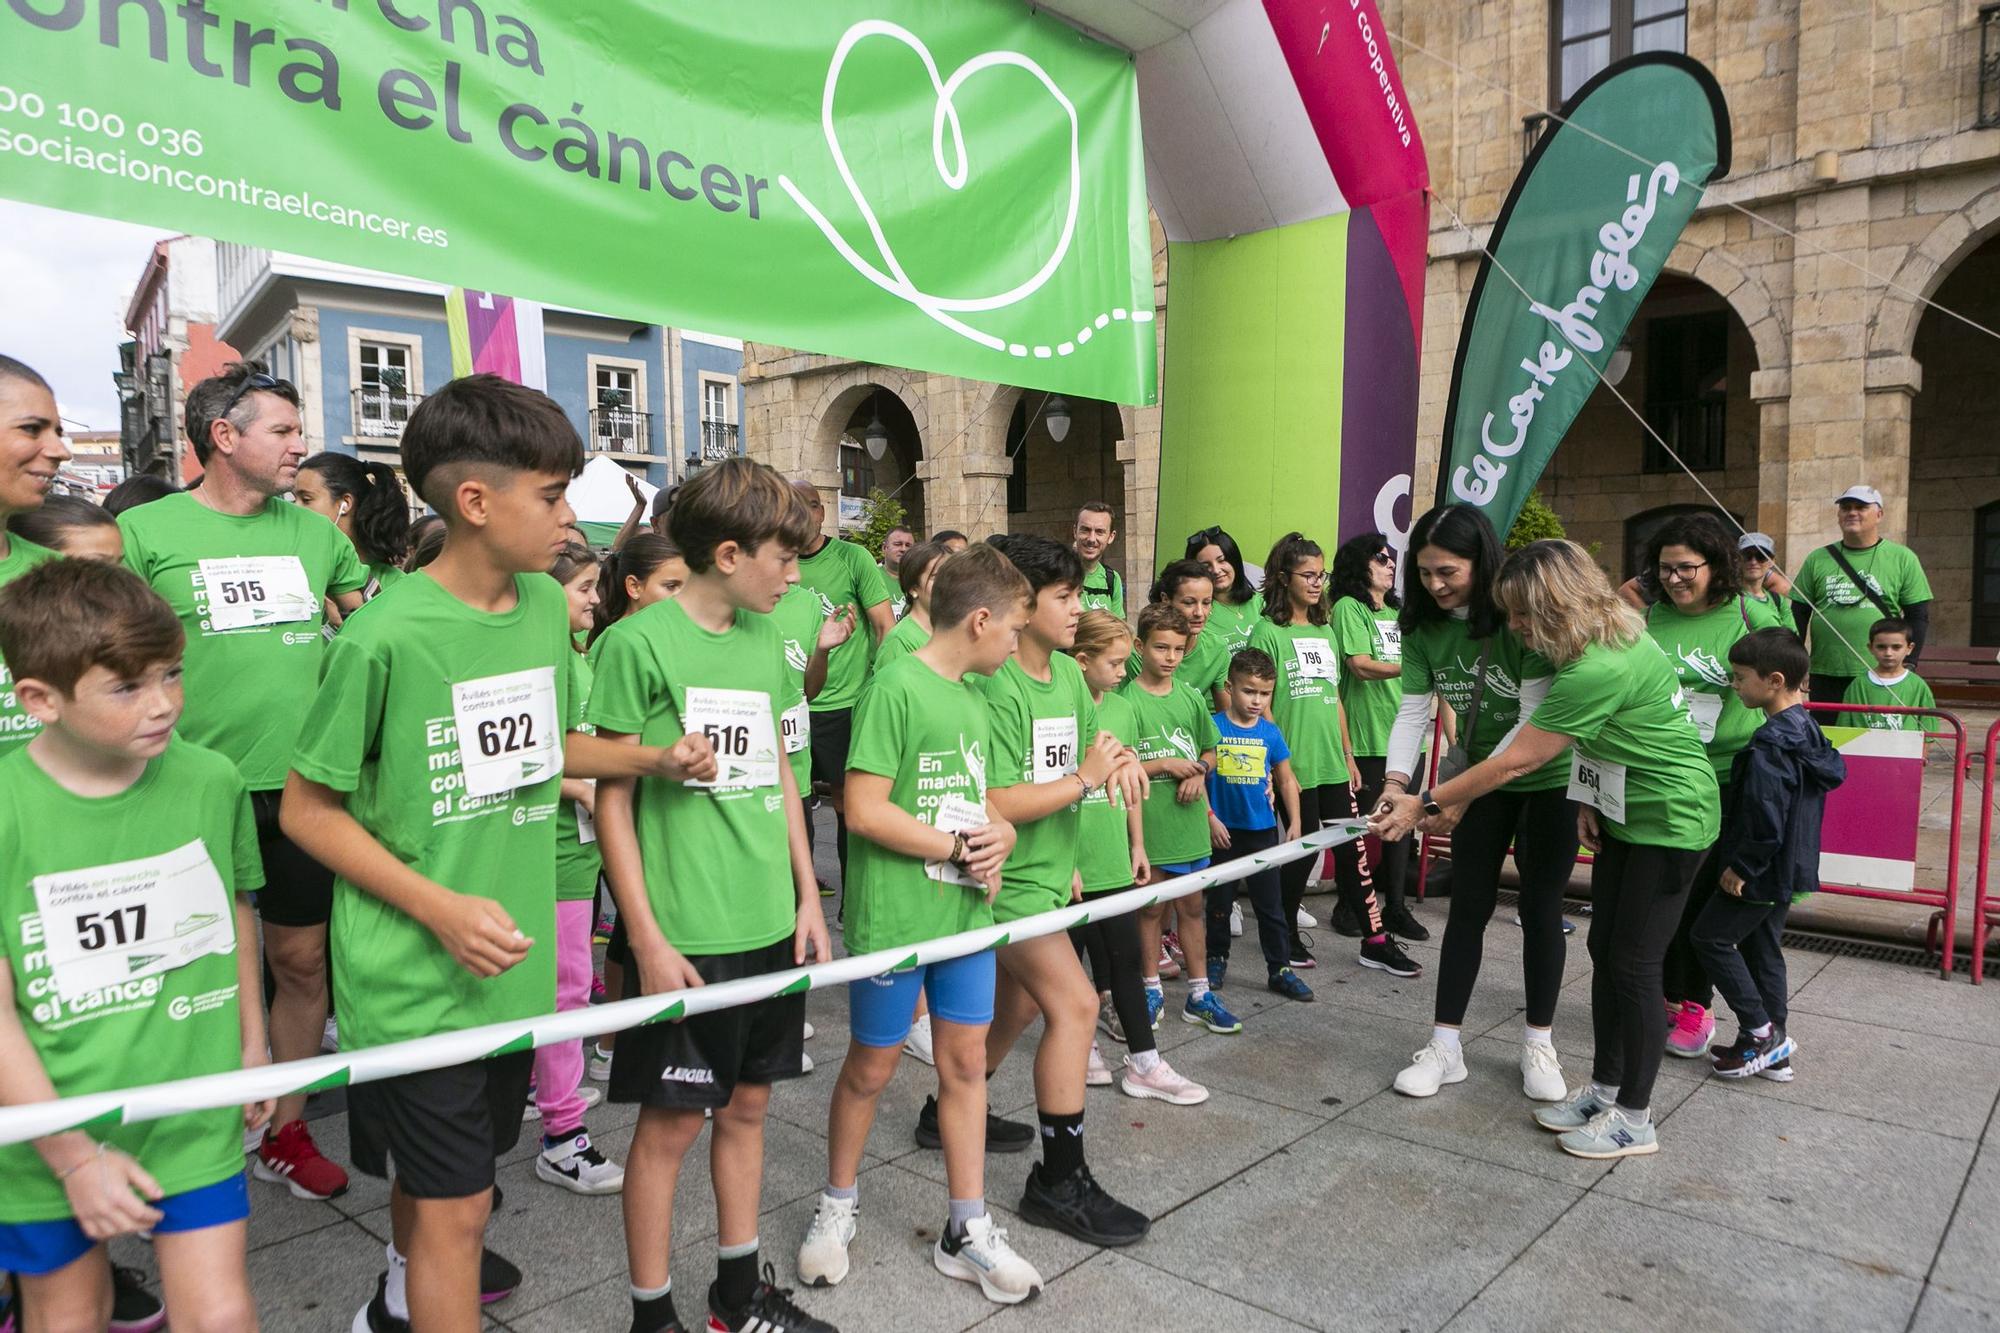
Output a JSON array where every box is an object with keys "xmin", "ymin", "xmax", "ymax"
[
  {"xmin": 904, "ymin": 1012, "xmax": 936, "ymax": 1066},
  {"xmin": 802, "ymin": 1050, "xmax": 816, "ymax": 1073},
  {"xmin": 587, "ymin": 1043, "xmax": 613, "ymax": 1082},
  {"xmin": 243, "ymin": 1124, "xmax": 265, "ymax": 1156},
  {"xmin": 534, "ymin": 1131, "xmax": 625, "ymax": 1195},
  {"xmin": 1393, "ymin": 1038, "xmax": 1468, "ymax": 1097},
  {"xmin": 1119, "ymin": 1055, "xmax": 1210, "ymax": 1105},
  {"xmin": 1521, "ymin": 1041, "xmax": 1565, "ymax": 1101},
  {"xmin": 1086, "ymin": 1042, "xmax": 1114, "ymax": 1087},
  {"xmin": 321, "ymin": 1016, "xmax": 340, "ymax": 1054},
  {"xmin": 1229, "ymin": 903, "xmax": 1244, "ymax": 937},
  {"xmin": 803, "ymin": 1020, "xmax": 816, "ymax": 1041},
  {"xmin": 1296, "ymin": 907, "xmax": 1318, "ymax": 929},
  {"xmin": 798, "ymin": 1191, "xmax": 859, "ymax": 1287},
  {"xmin": 933, "ymin": 1213, "xmax": 1043, "ymax": 1305}
]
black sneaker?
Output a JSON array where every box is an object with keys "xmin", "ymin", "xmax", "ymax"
[
  {"xmin": 1359, "ymin": 935, "xmax": 1422, "ymax": 978},
  {"xmin": 915, "ymin": 1093, "xmax": 1034, "ymax": 1153},
  {"xmin": 353, "ymin": 1273, "xmax": 410, "ymax": 1333},
  {"xmin": 1329, "ymin": 901, "xmax": 1365, "ymax": 938},
  {"xmin": 1712, "ymin": 1025, "xmax": 1795, "ymax": 1079},
  {"xmin": 1018, "ymin": 1163, "xmax": 1149, "ymax": 1247},
  {"xmin": 1289, "ymin": 931, "xmax": 1317, "ymax": 970},
  {"xmin": 107, "ymin": 1267, "xmax": 165, "ymax": 1333},
  {"xmin": 707, "ymin": 1263, "xmax": 835, "ymax": 1332},
  {"xmin": 1384, "ymin": 907, "xmax": 1431, "ymax": 942},
  {"xmin": 480, "ymin": 1247, "xmax": 522, "ymax": 1304}
]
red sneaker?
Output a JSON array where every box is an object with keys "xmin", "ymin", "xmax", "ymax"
[{"xmin": 252, "ymin": 1119, "xmax": 349, "ymax": 1199}]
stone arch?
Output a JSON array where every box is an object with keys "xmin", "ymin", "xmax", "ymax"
[
  {"xmin": 805, "ymin": 366, "xmax": 930, "ymax": 485},
  {"xmin": 1867, "ymin": 181, "xmax": 2000, "ymax": 363},
  {"xmin": 1664, "ymin": 239, "xmax": 1786, "ymax": 374}
]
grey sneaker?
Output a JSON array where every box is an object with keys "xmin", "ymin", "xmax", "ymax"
[
  {"xmin": 1557, "ymin": 1106, "xmax": 1658, "ymax": 1160},
  {"xmin": 1534, "ymin": 1084, "xmax": 1612, "ymax": 1132}
]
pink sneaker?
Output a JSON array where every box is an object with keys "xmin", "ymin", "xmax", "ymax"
[
  {"xmin": 1665, "ymin": 1002, "xmax": 1715, "ymax": 1058},
  {"xmin": 1086, "ymin": 1042, "xmax": 1114, "ymax": 1086},
  {"xmin": 1119, "ymin": 1055, "xmax": 1210, "ymax": 1105}
]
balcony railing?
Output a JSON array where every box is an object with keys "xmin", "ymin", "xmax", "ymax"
[
  {"xmin": 589, "ymin": 406, "xmax": 651, "ymax": 453},
  {"xmin": 699, "ymin": 419, "xmax": 739, "ymax": 461},
  {"xmin": 352, "ymin": 387, "xmax": 422, "ymax": 439},
  {"xmin": 1981, "ymin": 5, "xmax": 2000, "ymax": 129}
]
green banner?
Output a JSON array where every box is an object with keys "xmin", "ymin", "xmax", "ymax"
[
  {"xmin": 1438, "ymin": 54, "xmax": 1729, "ymax": 532},
  {"xmin": 0, "ymin": 1, "xmax": 1156, "ymax": 404}
]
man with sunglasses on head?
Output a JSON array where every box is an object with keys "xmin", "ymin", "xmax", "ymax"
[
  {"xmin": 119, "ymin": 362, "xmax": 368, "ymax": 1205},
  {"xmin": 1789, "ymin": 485, "xmax": 1933, "ymax": 704}
]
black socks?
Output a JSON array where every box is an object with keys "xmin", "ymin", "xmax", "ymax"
[{"xmin": 1038, "ymin": 1108, "xmax": 1085, "ymax": 1181}]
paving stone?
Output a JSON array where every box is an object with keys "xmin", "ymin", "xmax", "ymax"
[
  {"xmin": 1161, "ymin": 1000, "xmax": 1418, "ymax": 1118},
  {"xmin": 985, "ymin": 1249, "xmax": 1311, "ymax": 1330},
  {"xmin": 1789, "ymin": 955, "xmax": 2000, "ymax": 1048},
  {"xmin": 1910, "ymin": 1281, "xmax": 2000, "ymax": 1330},
  {"xmin": 1931, "ymin": 1146, "xmax": 2000, "ymax": 1300}
]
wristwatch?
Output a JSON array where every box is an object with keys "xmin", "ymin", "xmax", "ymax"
[{"xmin": 1418, "ymin": 791, "xmax": 1444, "ymax": 819}]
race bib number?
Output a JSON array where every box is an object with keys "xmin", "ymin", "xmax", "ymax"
[
  {"xmin": 1376, "ymin": 623, "xmax": 1403, "ymax": 661},
  {"xmin": 452, "ymin": 666, "xmax": 562, "ymax": 799},
  {"xmin": 197, "ymin": 556, "xmax": 315, "ymax": 632},
  {"xmin": 1567, "ymin": 751, "xmax": 1629, "ymax": 824},
  {"xmin": 925, "ymin": 793, "xmax": 988, "ymax": 888},
  {"xmin": 683, "ymin": 687, "xmax": 780, "ymax": 790},
  {"xmin": 1032, "ymin": 717, "xmax": 1079, "ymax": 787},
  {"xmin": 575, "ymin": 790, "xmax": 597, "ymax": 845},
  {"xmin": 1685, "ymin": 691, "xmax": 1723, "ymax": 744},
  {"xmin": 1293, "ymin": 637, "xmax": 1336, "ymax": 681},
  {"xmin": 33, "ymin": 840, "xmax": 234, "ymax": 1003},
  {"xmin": 780, "ymin": 699, "xmax": 810, "ymax": 755}
]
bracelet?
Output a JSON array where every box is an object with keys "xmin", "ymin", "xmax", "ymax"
[
  {"xmin": 1074, "ymin": 773, "xmax": 1093, "ymax": 798},
  {"xmin": 54, "ymin": 1142, "xmax": 103, "ymax": 1181}
]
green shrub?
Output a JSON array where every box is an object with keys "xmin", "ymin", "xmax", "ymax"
[{"xmin": 855, "ymin": 488, "xmax": 906, "ymax": 561}]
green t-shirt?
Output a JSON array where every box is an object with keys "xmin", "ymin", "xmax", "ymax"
[
  {"xmin": 1077, "ymin": 690, "xmax": 1140, "ymax": 892},
  {"xmin": 0, "ymin": 739, "xmax": 261, "ymax": 1223},
  {"xmin": 1529, "ymin": 637, "xmax": 1720, "ymax": 847},
  {"xmin": 363, "ymin": 560, "xmax": 404, "ymax": 600},
  {"xmin": 881, "ymin": 564, "xmax": 908, "ymax": 620},
  {"xmin": 0, "ymin": 535, "xmax": 60, "ymax": 758},
  {"xmin": 981, "ymin": 654, "xmax": 1096, "ymax": 920},
  {"xmin": 1398, "ymin": 616, "xmax": 1566, "ymax": 792},
  {"xmin": 1843, "ymin": 671, "xmax": 1943, "ymax": 732},
  {"xmin": 766, "ymin": 583, "xmax": 825, "ymax": 794},
  {"xmin": 1790, "ymin": 540, "xmax": 1933, "ymax": 679},
  {"xmin": 1248, "ymin": 616, "xmax": 1349, "ymax": 788},
  {"xmin": 1645, "ymin": 598, "xmax": 1761, "ymax": 778},
  {"xmin": 1205, "ymin": 592, "xmax": 1264, "ymax": 660},
  {"xmin": 844, "ymin": 654, "xmax": 996, "ymax": 953},
  {"xmin": 1080, "ymin": 563, "xmax": 1124, "ymax": 617},
  {"xmin": 291, "ymin": 572, "xmax": 570, "ymax": 1048},
  {"xmin": 873, "ymin": 613, "xmax": 930, "ymax": 676},
  {"xmin": 1120, "ymin": 677, "xmax": 1220, "ymax": 865},
  {"xmin": 555, "ymin": 650, "xmax": 603, "ymax": 902},
  {"xmin": 1742, "ymin": 589, "xmax": 1790, "ymax": 630},
  {"xmin": 1335, "ymin": 597, "xmax": 1402, "ymax": 759},
  {"xmin": 588, "ymin": 599, "xmax": 796, "ymax": 956},
  {"xmin": 121, "ymin": 494, "xmax": 366, "ymax": 790},
  {"xmin": 797, "ymin": 537, "xmax": 890, "ymax": 713}
]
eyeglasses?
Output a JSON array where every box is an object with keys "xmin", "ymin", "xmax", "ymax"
[
  {"xmin": 1290, "ymin": 570, "xmax": 1329, "ymax": 584},
  {"xmin": 219, "ymin": 372, "xmax": 283, "ymax": 423},
  {"xmin": 1371, "ymin": 551, "xmax": 1396, "ymax": 567},
  {"xmin": 1656, "ymin": 560, "xmax": 1709, "ymax": 582}
]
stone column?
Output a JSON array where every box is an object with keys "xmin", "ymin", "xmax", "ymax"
[
  {"xmin": 1749, "ymin": 368, "xmax": 1792, "ymax": 562},
  {"xmin": 1781, "ymin": 184, "xmax": 1871, "ymax": 566},
  {"xmin": 1862, "ymin": 355, "xmax": 1921, "ymax": 542}
]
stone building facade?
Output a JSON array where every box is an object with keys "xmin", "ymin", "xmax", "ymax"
[{"xmin": 745, "ymin": 1, "xmax": 2000, "ymax": 645}]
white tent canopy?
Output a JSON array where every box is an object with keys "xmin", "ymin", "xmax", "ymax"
[{"xmin": 566, "ymin": 455, "xmax": 656, "ymax": 526}]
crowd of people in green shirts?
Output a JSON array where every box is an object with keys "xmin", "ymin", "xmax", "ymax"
[{"xmin": 0, "ymin": 351, "xmax": 1895, "ymax": 1333}]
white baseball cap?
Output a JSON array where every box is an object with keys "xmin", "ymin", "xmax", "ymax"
[
  {"xmin": 1738, "ymin": 532, "xmax": 1775, "ymax": 554},
  {"xmin": 1834, "ymin": 485, "xmax": 1883, "ymax": 506}
]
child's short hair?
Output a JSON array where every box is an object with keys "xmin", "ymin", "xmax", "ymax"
[
  {"xmin": 1135, "ymin": 603, "xmax": 1190, "ymax": 644},
  {"xmin": 667, "ymin": 457, "xmax": 817, "ymax": 573},
  {"xmin": 1228, "ymin": 647, "xmax": 1278, "ymax": 683},
  {"xmin": 899, "ymin": 540, "xmax": 950, "ymax": 601},
  {"xmin": 930, "ymin": 542, "xmax": 1030, "ymax": 630},
  {"xmin": 931, "ymin": 529, "xmax": 969, "ymax": 546},
  {"xmin": 398, "ymin": 374, "xmax": 585, "ymax": 512},
  {"xmin": 984, "ymin": 533, "xmax": 1083, "ymax": 598},
  {"xmin": 7, "ymin": 494, "xmax": 118, "ymax": 554},
  {"xmin": 1068, "ymin": 609, "xmax": 1133, "ymax": 661},
  {"xmin": 549, "ymin": 541, "xmax": 599, "ymax": 588},
  {"xmin": 1728, "ymin": 626, "xmax": 1810, "ymax": 689},
  {"xmin": 1868, "ymin": 617, "xmax": 1912, "ymax": 644},
  {"xmin": 0, "ymin": 560, "xmax": 183, "ymax": 694}
]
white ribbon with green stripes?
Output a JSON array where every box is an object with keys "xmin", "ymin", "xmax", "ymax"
[{"xmin": 0, "ymin": 824, "xmax": 1362, "ymax": 1147}]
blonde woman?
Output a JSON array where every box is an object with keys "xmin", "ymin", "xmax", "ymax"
[{"xmin": 1374, "ymin": 540, "xmax": 1718, "ymax": 1162}]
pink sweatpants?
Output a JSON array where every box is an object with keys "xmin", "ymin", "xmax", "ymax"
[{"xmin": 532, "ymin": 899, "xmax": 594, "ymax": 1137}]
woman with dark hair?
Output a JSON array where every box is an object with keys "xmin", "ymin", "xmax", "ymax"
[
  {"xmin": 293, "ymin": 451, "xmax": 411, "ymax": 596},
  {"xmin": 1641, "ymin": 514, "xmax": 1763, "ymax": 1060},
  {"xmin": 588, "ymin": 533, "xmax": 686, "ymax": 647},
  {"xmin": 1250, "ymin": 532, "xmax": 1421, "ymax": 981},
  {"xmin": 1145, "ymin": 559, "xmax": 1229, "ymax": 705},
  {"xmin": 1331, "ymin": 533, "xmax": 1423, "ymax": 940},
  {"xmin": 1186, "ymin": 526, "xmax": 1261, "ymax": 658},
  {"xmin": 1375, "ymin": 540, "xmax": 1718, "ymax": 1161},
  {"xmin": 1372, "ymin": 504, "xmax": 1578, "ymax": 1104}
]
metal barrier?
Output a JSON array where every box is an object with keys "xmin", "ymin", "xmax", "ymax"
[
  {"xmin": 1974, "ymin": 717, "xmax": 1999, "ymax": 980},
  {"xmin": 1804, "ymin": 703, "xmax": 1970, "ymax": 982}
]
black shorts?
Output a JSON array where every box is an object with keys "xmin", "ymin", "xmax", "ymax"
[
  {"xmin": 250, "ymin": 789, "xmax": 335, "ymax": 928},
  {"xmin": 808, "ymin": 707, "xmax": 853, "ymax": 791},
  {"xmin": 607, "ymin": 938, "xmax": 805, "ymax": 1110},
  {"xmin": 347, "ymin": 1050, "xmax": 533, "ymax": 1198}
]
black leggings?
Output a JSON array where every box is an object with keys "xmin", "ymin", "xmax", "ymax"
[
  {"xmin": 1205, "ymin": 825, "xmax": 1286, "ymax": 974},
  {"xmin": 1070, "ymin": 885, "xmax": 1156, "ymax": 1055},
  {"xmin": 1433, "ymin": 786, "xmax": 1579, "ymax": 1028},
  {"xmin": 1278, "ymin": 783, "xmax": 1381, "ymax": 950},
  {"xmin": 1352, "ymin": 755, "xmax": 1411, "ymax": 914},
  {"xmin": 1663, "ymin": 782, "xmax": 1735, "ymax": 1010},
  {"xmin": 1587, "ymin": 838, "xmax": 1707, "ymax": 1111}
]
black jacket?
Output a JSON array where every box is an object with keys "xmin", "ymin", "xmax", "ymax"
[{"xmin": 1719, "ymin": 704, "xmax": 1847, "ymax": 905}]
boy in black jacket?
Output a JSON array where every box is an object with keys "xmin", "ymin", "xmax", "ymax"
[{"xmin": 1694, "ymin": 628, "xmax": 1846, "ymax": 1081}]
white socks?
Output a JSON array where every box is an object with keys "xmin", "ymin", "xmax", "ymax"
[
  {"xmin": 1129, "ymin": 1049, "xmax": 1162, "ymax": 1074},
  {"xmin": 1431, "ymin": 1025, "xmax": 1462, "ymax": 1053},
  {"xmin": 1525, "ymin": 1024, "xmax": 1553, "ymax": 1047},
  {"xmin": 385, "ymin": 1244, "xmax": 409, "ymax": 1320}
]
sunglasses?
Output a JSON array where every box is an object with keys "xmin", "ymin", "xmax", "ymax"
[
  {"xmin": 219, "ymin": 372, "xmax": 284, "ymax": 423},
  {"xmin": 1186, "ymin": 526, "xmax": 1225, "ymax": 549},
  {"xmin": 1742, "ymin": 548, "xmax": 1773, "ymax": 561},
  {"xmin": 1371, "ymin": 551, "xmax": 1396, "ymax": 566}
]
